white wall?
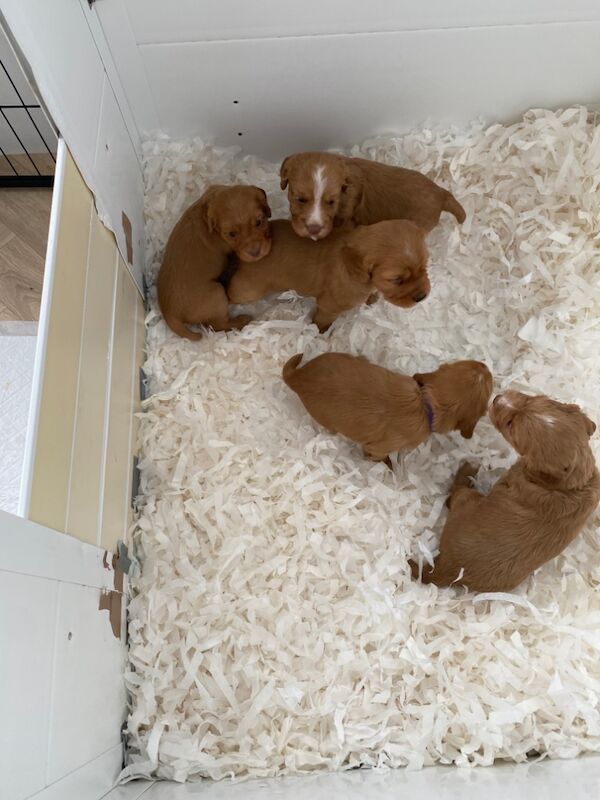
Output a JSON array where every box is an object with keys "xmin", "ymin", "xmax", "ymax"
[{"xmin": 97, "ymin": 1, "xmax": 600, "ymax": 159}]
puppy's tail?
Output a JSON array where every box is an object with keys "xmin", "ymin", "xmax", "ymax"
[
  {"xmin": 282, "ymin": 353, "xmax": 303, "ymax": 384},
  {"xmin": 164, "ymin": 315, "xmax": 203, "ymax": 341},
  {"xmin": 443, "ymin": 192, "xmax": 466, "ymax": 225}
]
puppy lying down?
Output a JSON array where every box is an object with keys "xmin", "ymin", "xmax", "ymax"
[
  {"xmin": 411, "ymin": 391, "xmax": 600, "ymax": 592},
  {"xmin": 280, "ymin": 151, "xmax": 466, "ymax": 240},
  {"xmin": 283, "ymin": 352, "xmax": 492, "ymax": 462},
  {"xmin": 227, "ymin": 219, "xmax": 429, "ymax": 332}
]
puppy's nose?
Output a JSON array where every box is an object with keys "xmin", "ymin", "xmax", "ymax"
[
  {"xmin": 412, "ymin": 291, "xmax": 428, "ymax": 303},
  {"xmin": 307, "ymin": 224, "xmax": 323, "ymax": 237}
]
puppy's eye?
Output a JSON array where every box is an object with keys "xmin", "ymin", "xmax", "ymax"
[
  {"xmin": 296, "ymin": 197, "xmax": 307, "ymax": 205},
  {"xmin": 228, "ymin": 231, "xmax": 237, "ymax": 239},
  {"xmin": 325, "ymin": 199, "xmax": 335, "ymax": 207},
  {"xmin": 395, "ymin": 277, "xmax": 405, "ymax": 285},
  {"xmin": 255, "ymin": 218, "xmax": 263, "ymax": 227},
  {"xmin": 506, "ymin": 418, "xmax": 513, "ymax": 428}
]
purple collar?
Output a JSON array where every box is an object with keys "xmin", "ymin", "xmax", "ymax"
[{"xmin": 421, "ymin": 391, "xmax": 435, "ymax": 432}]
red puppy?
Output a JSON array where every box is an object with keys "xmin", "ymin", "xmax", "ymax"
[
  {"xmin": 227, "ymin": 218, "xmax": 429, "ymax": 332},
  {"xmin": 283, "ymin": 352, "xmax": 492, "ymax": 463},
  {"xmin": 157, "ymin": 185, "xmax": 271, "ymax": 340},
  {"xmin": 280, "ymin": 152, "xmax": 465, "ymax": 240},
  {"xmin": 410, "ymin": 391, "xmax": 600, "ymax": 592}
]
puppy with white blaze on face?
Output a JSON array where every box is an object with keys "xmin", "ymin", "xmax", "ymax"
[
  {"xmin": 280, "ymin": 151, "xmax": 466, "ymax": 240},
  {"xmin": 410, "ymin": 391, "xmax": 600, "ymax": 593}
]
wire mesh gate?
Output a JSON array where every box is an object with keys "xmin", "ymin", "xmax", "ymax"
[{"xmin": 0, "ymin": 57, "xmax": 56, "ymax": 188}]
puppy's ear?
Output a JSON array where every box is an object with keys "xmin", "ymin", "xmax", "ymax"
[
  {"xmin": 583, "ymin": 414, "xmax": 597, "ymax": 437},
  {"xmin": 199, "ymin": 186, "xmax": 220, "ymax": 233},
  {"xmin": 258, "ymin": 187, "xmax": 272, "ymax": 218},
  {"xmin": 567, "ymin": 404, "xmax": 596, "ymax": 438},
  {"xmin": 341, "ymin": 162, "xmax": 363, "ymax": 211},
  {"xmin": 280, "ymin": 156, "xmax": 293, "ymax": 190},
  {"xmin": 340, "ymin": 244, "xmax": 371, "ymax": 284},
  {"xmin": 459, "ymin": 420, "xmax": 477, "ymax": 439},
  {"xmin": 412, "ymin": 371, "xmax": 435, "ymax": 387}
]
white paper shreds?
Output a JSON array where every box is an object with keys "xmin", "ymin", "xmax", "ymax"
[{"xmin": 124, "ymin": 108, "xmax": 600, "ymax": 783}]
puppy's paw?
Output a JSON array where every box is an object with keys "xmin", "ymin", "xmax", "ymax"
[
  {"xmin": 408, "ymin": 559, "xmax": 420, "ymax": 580},
  {"xmin": 454, "ymin": 461, "xmax": 478, "ymax": 482},
  {"xmin": 231, "ymin": 314, "xmax": 253, "ymax": 330}
]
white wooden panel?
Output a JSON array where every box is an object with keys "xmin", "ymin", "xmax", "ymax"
[
  {"xmin": 34, "ymin": 744, "xmax": 124, "ymax": 800},
  {"xmin": 126, "ymin": 0, "xmax": 600, "ymax": 43},
  {"xmin": 94, "ymin": 73, "xmax": 145, "ymax": 276},
  {"xmin": 136, "ymin": 757, "xmax": 600, "ymax": 800},
  {"xmin": 0, "ymin": 571, "xmax": 57, "ymax": 800},
  {"xmin": 0, "ymin": 511, "xmax": 127, "ymax": 800},
  {"xmin": 92, "ymin": 0, "xmax": 159, "ymax": 134},
  {"xmin": 0, "ymin": 508, "xmax": 117, "ymax": 589},
  {"xmin": 139, "ymin": 22, "xmax": 600, "ymax": 159},
  {"xmin": 77, "ymin": 0, "xmax": 144, "ymax": 162},
  {"xmin": 46, "ymin": 581, "xmax": 126, "ymax": 784},
  {"xmin": 102, "ymin": 781, "xmax": 155, "ymax": 800}
]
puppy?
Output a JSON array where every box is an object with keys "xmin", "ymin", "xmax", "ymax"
[
  {"xmin": 227, "ymin": 219, "xmax": 429, "ymax": 332},
  {"xmin": 280, "ymin": 152, "xmax": 465, "ymax": 240},
  {"xmin": 157, "ymin": 185, "xmax": 272, "ymax": 340},
  {"xmin": 410, "ymin": 391, "xmax": 600, "ymax": 592},
  {"xmin": 283, "ymin": 353, "xmax": 492, "ymax": 462}
]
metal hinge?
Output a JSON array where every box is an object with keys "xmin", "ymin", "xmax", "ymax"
[
  {"xmin": 131, "ymin": 454, "xmax": 141, "ymax": 509},
  {"xmin": 139, "ymin": 367, "xmax": 148, "ymax": 403}
]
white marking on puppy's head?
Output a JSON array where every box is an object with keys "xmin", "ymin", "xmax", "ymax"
[
  {"xmin": 306, "ymin": 165, "xmax": 327, "ymax": 238},
  {"xmin": 538, "ymin": 414, "xmax": 556, "ymax": 426}
]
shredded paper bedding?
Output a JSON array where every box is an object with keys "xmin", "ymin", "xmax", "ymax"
[{"xmin": 124, "ymin": 108, "xmax": 600, "ymax": 782}]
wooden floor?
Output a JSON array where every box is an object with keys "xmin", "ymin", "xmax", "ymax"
[
  {"xmin": 0, "ymin": 152, "xmax": 55, "ymax": 177},
  {"xmin": 0, "ymin": 187, "xmax": 52, "ymax": 321}
]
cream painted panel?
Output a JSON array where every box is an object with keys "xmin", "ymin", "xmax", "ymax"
[
  {"xmin": 28, "ymin": 150, "xmax": 92, "ymax": 532},
  {"xmin": 100, "ymin": 261, "xmax": 142, "ymax": 552},
  {"xmin": 28, "ymin": 144, "xmax": 143, "ymax": 550},
  {"xmin": 65, "ymin": 216, "xmax": 118, "ymax": 545},
  {"xmin": 124, "ymin": 286, "xmax": 146, "ymax": 539}
]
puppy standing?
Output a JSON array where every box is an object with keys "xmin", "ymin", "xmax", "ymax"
[
  {"xmin": 280, "ymin": 152, "xmax": 465, "ymax": 240},
  {"xmin": 283, "ymin": 353, "xmax": 492, "ymax": 462},
  {"xmin": 157, "ymin": 184, "xmax": 272, "ymax": 340},
  {"xmin": 410, "ymin": 391, "xmax": 600, "ymax": 592},
  {"xmin": 227, "ymin": 218, "xmax": 429, "ymax": 332}
]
